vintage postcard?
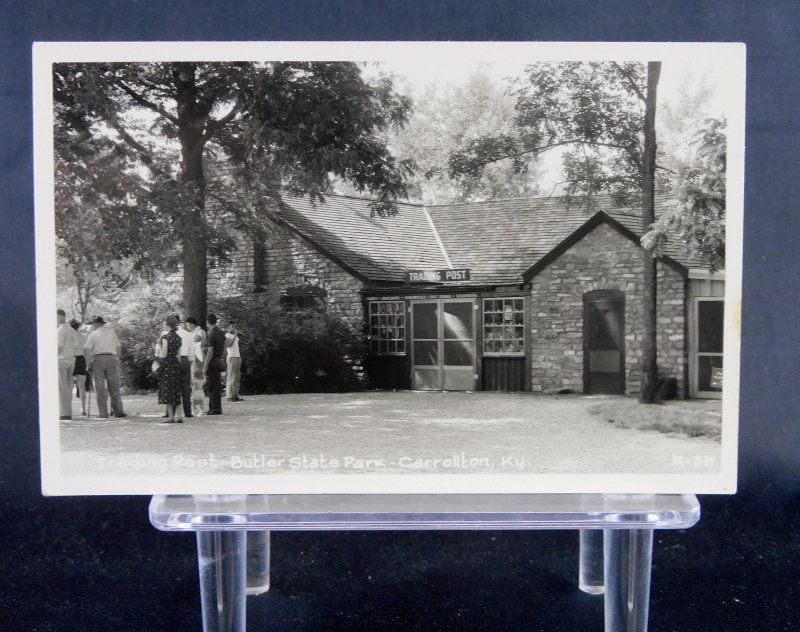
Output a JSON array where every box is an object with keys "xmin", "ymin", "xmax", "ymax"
[{"xmin": 34, "ymin": 41, "xmax": 745, "ymax": 495}]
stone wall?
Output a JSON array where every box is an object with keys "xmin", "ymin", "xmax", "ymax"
[
  {"xmin": 208, "ymin": 222, "xmax": 365, "ymax": 326},
  {"xmin": 263, "ymin": 223, "xmax": 365, "ymax": 324},
  {"xmin": 207, "ymin": 233, "xmax": 257, "ymax": 299},
  {"xmin": 529, "ymin": 222, "xmax": 687, "ymax": 396}
]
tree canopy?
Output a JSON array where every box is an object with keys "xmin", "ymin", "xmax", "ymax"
[
  {"xmin": 364, "ymin": 69, "xmax": 542, "ymax": 204},
  {"xmin": 643, "ymin": 118, "xmax": 727, "ymax": 270},
  {"xmin": 448, "ymin": 62, "xmax": 654, "ymax": 208},
  {"xmin": 53, "ymin": 61, "xmax": 414, "ymax": 323}
]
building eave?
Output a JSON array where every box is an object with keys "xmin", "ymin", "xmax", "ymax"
[{"xmin": 522, "ymin": 211, "xmax": 689, "ymax": 281}]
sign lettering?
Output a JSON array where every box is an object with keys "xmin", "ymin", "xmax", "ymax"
[{"xmin": 405, "ymin": 268, "xmax": 471, "ymax": 283}]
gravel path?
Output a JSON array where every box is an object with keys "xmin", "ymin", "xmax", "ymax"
[{"xmin": 59, "ymin": 391, "xmax": 722, "ymax": 477}]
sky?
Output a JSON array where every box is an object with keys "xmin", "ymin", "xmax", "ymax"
[
  {"xmin": 369, "ymin": 55, "xmax": 734, "ymax": 121},
  {"xmin": 363, "ymin": 46, "xmax": 742, "ymax": 190}
]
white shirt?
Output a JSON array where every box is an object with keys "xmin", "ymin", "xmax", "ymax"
[
  {"xmin": 57, "ymin": 323, "xmax": 79, "ymax": 364},
  {"xmin": 176, "ymin": 327, "xmax": 194, "ymax": 357},
  {"xmin": 225, "ymin": 332, "xmax": 241, "ymax": 358},
  {"xmin": 85, "ymin": 325, "xmax": 120, "ymax": 356},
  {"xmin": 156, "ymin": 327, "xmax": 194, "ymax": 357},
  {"xmin": 192, "ymin": 340, "xmax": 205, "ymax": 364}
]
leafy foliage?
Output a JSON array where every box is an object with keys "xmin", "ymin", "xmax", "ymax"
[
  {"xmin": 53, "ymin": 62, "xmax": 414, "ymax": 320},
  {"xmin": 643, "ymin": 119, "xmax": 727, "ymax": 269},
  {"xmin": 212, "ymin": 294, "xmax": 366, "ymax": 394},
  {"xmin": 115, "ymin": 278, "xmax": 183, "ymax": 390},
  {"xmin": 344, "ymin": 70, "xmax": 542, "ymax": 204},
  {"xmin": 448, "ymin": 62, "xmax": 649, "ymax": 209}
]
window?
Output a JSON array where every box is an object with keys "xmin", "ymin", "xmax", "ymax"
[
  {"xmin": 369, "ymin": 301, "xmax": 406, "ymax": 354},
  {"xmin": 483, "ymin": 298, "xmax": 525, "ymax": 355},
  {"xmin": 696, "ymin": 298, "xmax": 724, "ymax": 393}
]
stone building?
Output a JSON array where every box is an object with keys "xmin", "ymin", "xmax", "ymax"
[{"xmin": 214, "ymin": 192, "xmax": 725, "ymax": 399}]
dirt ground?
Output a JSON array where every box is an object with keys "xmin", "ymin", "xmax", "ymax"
[{"xmin": 58, "ymin": 391, "xmax": 723, "ymax": 477}]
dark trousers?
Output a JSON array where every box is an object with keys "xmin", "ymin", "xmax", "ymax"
[
  {"xmin": 179, "ymin": 356, "xmax": 192, "ymax": 417},
  {"xmin": 208, "ymin": 364, "xmax": 223, "ymax": 413}
]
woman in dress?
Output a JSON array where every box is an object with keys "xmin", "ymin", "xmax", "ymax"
[{"xmin": 157, "ymin": 315, "xmax": 183, "ymax": 423}]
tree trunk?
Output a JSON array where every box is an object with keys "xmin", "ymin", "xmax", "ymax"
[
  {"xmin": 639, "ymin": 61, "xmax": 661, "ymax": 404},
  {"xmin": 174, "ymin": 64, "xmax": 209, "ymax": 327}
]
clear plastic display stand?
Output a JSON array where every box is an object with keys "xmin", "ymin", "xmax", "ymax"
[{"xmin": 149, "ymin": 493, "xmax": 700, "ymax": 632}]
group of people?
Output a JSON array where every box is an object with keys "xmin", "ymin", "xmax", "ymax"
[
  {"xmin": 57, "ymin": 309, "xmax": 126, "ymax": 420},
  {"xmin": 56, "ymin": 309, "xmax": 244, "ymax": 423},
  {"xmin": 154, "ymin": 312, "xmax": 244, "ymax": 423}
]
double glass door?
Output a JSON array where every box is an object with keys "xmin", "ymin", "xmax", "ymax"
[{"xmin": 411, "ymin": 299, "xmax": 476, "ymax": 390}]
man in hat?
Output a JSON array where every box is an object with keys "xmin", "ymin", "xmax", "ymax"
[
  {"xmin": 57, "ymin": 309, "xmax": 80, "ymax": 420},
  {"xmin": 84, "ymin": 316, "xmax": 126, "ymax": 419}
]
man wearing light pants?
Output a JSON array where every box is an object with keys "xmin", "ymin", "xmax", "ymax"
[
  {"xmin": 57, "ymin": 309, "xmax": 79, "ymax": 420},
  {"xmin": 84, "ymin": 316, "xmax": 126, "ymax": 419},
  {"xmin": 225, "ymin": 322, "xmax": 243, "ymax": 402}
]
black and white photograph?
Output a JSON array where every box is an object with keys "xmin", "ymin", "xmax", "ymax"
[{"xmin": 34, "ymin": 41, "xmax": 745, "ymax": 495}]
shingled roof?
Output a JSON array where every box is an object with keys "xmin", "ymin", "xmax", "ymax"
[
  {"xmin": 277, "ymin": 192, "xmax": 702, "ymax": 285},
  {"xmin": 277, "ymin": 194, "xmax": 447, "ymax": 282}
]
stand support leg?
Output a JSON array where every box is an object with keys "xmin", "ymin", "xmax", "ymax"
[
  {"xmin": 246, "ymin": 530, "xmax": 271, "ymax": 595},
  {"xmin": 579, "ymin": 529, "xmax": 605, "ymax": 595},
  {"xmin": 197, "ymin": 530, "xmax": 247, "ymax": 632},
  {"xmin": 603, "ymin": 529, "xmax": 654, "ymax": 632}
]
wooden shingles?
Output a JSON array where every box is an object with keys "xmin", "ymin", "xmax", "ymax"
[{"xmin": 278, "ymin": 193, "xmax": 703, "ymax": 285}]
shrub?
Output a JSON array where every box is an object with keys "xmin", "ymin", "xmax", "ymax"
[
  {"xmin": 212, "ymin": 294, "xmax": 366, "ymax": 394},
  {"xmin": 116, "ymin": 279, "xmax": 182, "ymax": 390}
]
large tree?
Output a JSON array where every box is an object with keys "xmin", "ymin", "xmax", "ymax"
[
  {"xmin": 54, "ymin": 62, "xmax": 413, "ymax": 324},
  {"xmin": 448, "ymin": 61, "xmax": 664, "ymax": 402},
  {"xmin": 644, "ymin": 118, "xmax": 727, "ymax": 270}
]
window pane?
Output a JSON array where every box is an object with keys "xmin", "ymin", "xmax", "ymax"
[
  {"xmin": 698, "ymin": 300, "xmax": 724, "ymax": 353},
  {"xmin": 414, "ymin": 340, "xmax": 438, "ymax": 365},
  {"xmin": 413, "ymin": 368, "xmax": 440, "ymax": 390},
  {"xmin": 413, "ymin": 303, "xmax": 438, "ymax": 339},
  {"xmin": 443, "ymin": 302, "xmax": 473, "ymax": 339},
  {"xmin": 588, "ymin": 301, "xmax": 622, "ymax": 349},
  {"xmin": 589, "ymin": 349, "xmax": 621, "ymax": 372},
  {"xmin": 698, "ymin": 355, "xmax": 723, "ymax": 391},
  {"xmin": 444, "ymin": 340, "xmax": 474, "ymax": 366}
]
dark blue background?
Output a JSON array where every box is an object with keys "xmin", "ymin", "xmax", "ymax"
[{"xmin": 2, "ymin": 2, "xmax": 799, "ymax": 630}]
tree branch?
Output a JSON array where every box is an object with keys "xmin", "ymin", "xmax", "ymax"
[
  {"xmin": 115, "ymin": 80, "xmax": 179, "ymax": 125},
  {"xmin": 611, "ymin": 62, "xmax": 646, "ymax": 103},
  {"xmin": 103, "ymin": 113, "xmax": 174, "ymax": 182},
  {"xmin": 464, "ymin": 138, "xmax": 638, "ymax": 167}
]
